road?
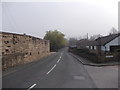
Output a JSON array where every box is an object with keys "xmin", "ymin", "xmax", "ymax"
[{"xmin": 3, "ymin": 48, "xmax": 97, "ymax": 88}]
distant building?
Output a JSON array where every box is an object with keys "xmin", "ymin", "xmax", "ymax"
[
  {"xmin": 76, "ymin": 39, "xmax": 90, "ymax": 49},
  {"xmin": 69, "ymin": 45, "xmax": 77, "ymax": 49}
]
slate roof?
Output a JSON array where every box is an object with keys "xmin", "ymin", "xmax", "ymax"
[
  {"xmin": 77, "ymin": 33, "xmax": 120, "ymax": 47},
  {"xmin": 95, "ymin": 33, "xmax": 120, "ymax": 46},
  {"xmin": 88, "ymin": 40, "xmax": 98, "ymax": 46},
  {"xmin": 76, "ymin": 39, "xmax": 90, "ymax": 47}
]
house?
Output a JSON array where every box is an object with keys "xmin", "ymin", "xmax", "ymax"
[
  {"xmin": 76, "ymin": 39, "xmax": 90, "ymax": 49},
  {"xmin": 95, "ymin": 33, "xmax": 120, "ymax": 52},
  {"xmin": 76, "ymin": 33, "xmax": 120, "ymax": 53}
]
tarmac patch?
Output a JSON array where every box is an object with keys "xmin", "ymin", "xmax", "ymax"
[{"xmin": 74, "ymin": 76, "xmax": 85, "ymax": 80}]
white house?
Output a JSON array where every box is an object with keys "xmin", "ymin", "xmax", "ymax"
[
  {"xmin": 76, "ymin": 33, "xmax": 120, "ymax": 52},
  {"xmin": 96, "ymin": 33, "xmax": 120, "ymax": 52}
]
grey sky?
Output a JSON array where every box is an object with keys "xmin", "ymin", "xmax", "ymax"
[
  {"xmin": 0, "ymin": 2, "xmax": 2, "ymax": 31},
  {"xmin": 1, "ymin": 0, "xmax": 119, "ymax": 39}
]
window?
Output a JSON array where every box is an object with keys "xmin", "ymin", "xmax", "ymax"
[
  {"xmin": 91, "ymin": 46, "xmax": 92, "ymax": 50},
  {"xmin": 94, "ymin": 46, "xmax": 96, "ymax": 50}
]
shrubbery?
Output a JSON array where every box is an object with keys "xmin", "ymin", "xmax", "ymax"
[
  {"xmin": 69, "ymin": 47, "xmax": 120, "ymax": 63},
  {"xmin": 69, "ymin": 47, "xmax": 99, "ymax": 63}
]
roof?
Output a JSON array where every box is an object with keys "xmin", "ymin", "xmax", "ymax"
[
  {"xmin": 96, "ymin": 33, "xmax": 120, "ymax": 46},
  {"xmin": 76, "ymin": 39, "xmax": 90, "ymax": 47},
  {"xmin": 77, "ymin": 33, "xmax": 120, "ymax": 47},
  {"xmin": 69, "ymin": 45, "xmax": 77, "ymax": 48},
  {"xmin": 88, "ymin": 40, "xmax": 98, "ymax": 46}
]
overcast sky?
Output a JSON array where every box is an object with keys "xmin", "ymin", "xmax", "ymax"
[{"xmin": 1, "ymin": 0, "xmax": 119, "ymax": 39}]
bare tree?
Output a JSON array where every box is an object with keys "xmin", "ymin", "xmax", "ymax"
[
  {"xmin": 109, "ymin": 27, "xmax": 118, "ymax": 34},
  {"xmin": 89, "ymin": 34, "xmax": 102, "ymax": 40}
]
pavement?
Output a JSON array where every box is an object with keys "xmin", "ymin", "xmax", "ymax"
[
  {"xmin": 70, "ymin": 52, "xmax": 119, "ymax": 88},
  {"xmin": 70, "ymin": 53, "xmax": 119, "ymax": 67},
  {"xmin": 2, "ymin": 48, "xmax": 97, "ymax": 88},
  {"xmin": 84, "ymin": 65, "xmax": 118, "ymax": 88}
]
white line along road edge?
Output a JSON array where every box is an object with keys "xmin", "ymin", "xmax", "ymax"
[
  {"xmin": 28, "ymin": 84, "xmax": 37, "ymax": 90},
  {"xmin": 46, "ymin": 64, "xmax": 56, "ymax": 75}
]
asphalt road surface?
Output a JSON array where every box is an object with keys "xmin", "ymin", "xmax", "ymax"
[{"xmin": 3, "ymin": 48, "xmax": 97, "ymax": 88}]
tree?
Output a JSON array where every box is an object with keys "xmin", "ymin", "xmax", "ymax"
[
  {"xmin": 44, "ymin": 30, "xmax": 67, "ymax": 51},
  {"xmin": 109, "ymin": 27, "xmax": 118, "ymax": 35},
  {"xmin": 68, "ymin": 37, "xmax": 78, "ymax": 46},
  {"xmin": 89, "ymin": 34, "xmax": 102, "ymax": 40}
]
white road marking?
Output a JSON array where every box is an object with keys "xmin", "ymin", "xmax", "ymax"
[
  {"xmin": 46, "ymin": 53, "xmax": 63, "ymax": 75},
  {"xmin": 60, "ymin": 53, "xmax": 63, "ymax": 58},
  {"xmin": 28, "ymin": 84, "xmax": 37, "ymax": 90},
  {"xmin": 47, "ymin": 64, "xmax": 56, "ymax": 74},
  {"xmin": 57, "ymin": 53, "xmax": 62, "ymax": 63},
  {"xmin": 57, "ymin": 59, "xmax": 60, "ymax": 63},
  {"xmin": 59, "ymin": 56, "xmax": 61, "ymax": 59}
]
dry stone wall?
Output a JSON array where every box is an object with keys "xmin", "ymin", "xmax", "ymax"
[{"xmin": 0, "ymin": 32, "xmax": 50, "ymax": 70}]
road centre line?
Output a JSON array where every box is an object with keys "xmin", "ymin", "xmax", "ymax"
[
  {"xmin": 47, "ymin": 64, "xmax": 56, "ymax": 75},
  {"xmin": 28, "ymin": 84, "xmax": 37, "ymax": 90},
  {"xmin": 57, "ymin": 53, "xmax": 62, "ymax": 63},
  {"xmin": 59, "ymin": 56, "xmax": 61, "ymax": 59},
  {"xmin": 46, "ymin": 53, "xmax": 63, "ymax": 75},
  {"xmin": 57, "ymin": 59, "xmax": 60, "ymax": 63}
]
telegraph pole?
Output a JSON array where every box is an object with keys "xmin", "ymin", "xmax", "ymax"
[{"xmin": 87, "ymin": 33, "xmax": 88, "ymax": 40}]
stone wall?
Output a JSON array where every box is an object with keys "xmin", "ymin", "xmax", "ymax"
[{"xmin": 0, "ymin": 32, "xmax": 50, "ymax": 70}]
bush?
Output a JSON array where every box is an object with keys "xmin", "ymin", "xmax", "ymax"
[
  {"xmin": 116, "ymin": 49, "xmax": 120, "ymax": 52},
  {"xmin": 69, "ymin": 47, "xmax": 99, "ymax": 63},
  {"xmin": 69, "ymin": 47, "xmax": 120, "ymax": 63},
  {"xmin": 77, "ymin": 48, "xmax": 90, "ymax": 54}
]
